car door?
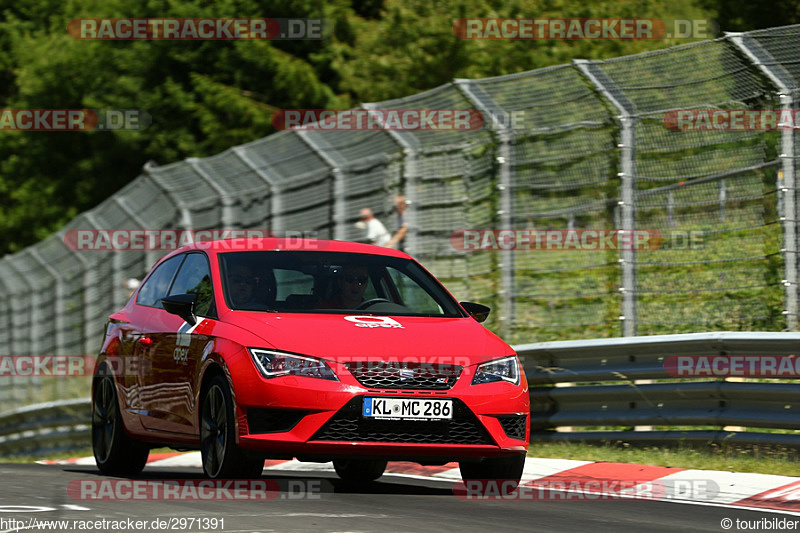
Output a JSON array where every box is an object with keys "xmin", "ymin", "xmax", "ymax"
[
  {"xmin": 105, "ymin": 288, "xmax": 160, "ymax": 429},
  {"xmin": 129, "ymin": 254, "xmax": 185, "ymax": 422},
  {"xmin": 139, "ymin": 252, "xmax": 215, "ymax": 434}
]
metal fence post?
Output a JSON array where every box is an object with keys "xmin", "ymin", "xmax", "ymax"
[
  {"xmin": 0, "ymin": 275, "xmax": 9, "ymax": 406},
  {"xmin": 143, "ymin": 161, "xmax": 194, "ymax": 231},
  {"xmin": 81, "ymin": 212, "xmax": 107, "ymax": 357},
  {"xmin": 66, "ymin": 240, "xmax": 92, "ymax": 361},
  {"xmin": 362, "ymin": 104, "xmax": 422, "ymax": 258},
  {"xmin": 397, "ymin": 146, "xmax": 420, "ymax": 258},
  {"xmin": 28, "ymin": 249, "xmax": 67, "ymax": 398},
  {"xmin": 574, "ymin": 60, "xmax": 638, "ymax": 336},
  {"xmin": 3, "ymin": 260, "xmax": 35, "ymax": 405},
  {"xmin": 728, "ymin": 33, "xmax": 798, "ymax": 330},
  {"xmin": 295, "ymin": 132, "xmax": 346, "ymax": 241},
  {"xmin": 453, "ymin": 79, "xmax": 514, "ymax": 339},
  {"xmin": 232, "ymin": 146, "xmax": 283, "ymax": 234},
  {"xmin": 111, "ymin": 195, "xmax": 159, "ymax": 295},
  {"xmin": 186, "ymin": 158, "xmax": 235, "ymax": 228}
]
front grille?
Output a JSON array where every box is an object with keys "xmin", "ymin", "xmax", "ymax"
[
  {"xmin": 496, "ymin": 415, "xmax": 527, "ymax": 440},
  {"xmin": 344, "ymin": 361, "xmax": 462, "ymax": 390},
  {"xmin": 247, "ymin": 408, "xmax": 307, "ymax": 434},
  {"xmin": 311, "ymin": 397, "xmax": 492, "ymax": 445}
]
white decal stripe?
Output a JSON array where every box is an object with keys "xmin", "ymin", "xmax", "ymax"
[{"xmin": 177, "ymin": 319, "xmax": 204, "ymax": 341}]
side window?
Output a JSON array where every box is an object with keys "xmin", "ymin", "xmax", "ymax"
[
  {"xmin": 136, "ymin": 255, "xmax": 184, "ymax": 308},
  {"xmin": 169, "ymin": 253, "xmax": 214, "ymax": 317}
]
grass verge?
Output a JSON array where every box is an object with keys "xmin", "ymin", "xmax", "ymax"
[{"xmin": 529, "ymin": 440, "xmax": 800, "ymax": 477}]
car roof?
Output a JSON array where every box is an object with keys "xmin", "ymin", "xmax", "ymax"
[{"xmin": 167, "ymin": 238, "xmax": 411, "ymax": 259}]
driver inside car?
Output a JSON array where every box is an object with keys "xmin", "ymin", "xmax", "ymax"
[
  {"xmin": 228, "ymin": 262, "xmax": 277, "ymax": 310},
  {"xmin": 317, "ymin": 265, "xmax": 370, "ymax": 309}
]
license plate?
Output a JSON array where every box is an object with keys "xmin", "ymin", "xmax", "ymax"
[{"xmin": 362, "ymin": 398, "xmax": 452, "ymax": 420}]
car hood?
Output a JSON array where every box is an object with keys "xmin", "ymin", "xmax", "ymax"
[{"xmin": 220, "ymin": 311, "xmax": 514, "ymax": 366}]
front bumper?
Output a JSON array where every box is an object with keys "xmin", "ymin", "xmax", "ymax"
[{"xmin": 230, "ymin": 357, "xmax": 530, "ymax": 461}]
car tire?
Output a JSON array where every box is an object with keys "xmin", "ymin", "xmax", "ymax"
[
  {"xmin": 200, "ymin": 376, "xmax": 264, "ymax": 479},
  {"xmin": 92, "ymin": 373, "xmax": 149, "ymax": 476},
  {"xmin": 459, "ymin": 454, "xmax": 526, "ymax": 485},
  {"xmin": 333, "ymin": 459, "xmax": 388, "ymax": 483}
]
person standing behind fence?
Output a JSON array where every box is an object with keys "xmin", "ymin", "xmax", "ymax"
[
  {"xmin": 124, "ymin": 278, "xmax": 140, "ymax": 300},
  {"xmin": 357, "ymin": 208, "xmax": 391, "ymax": 246},
  {"xmin": 385, "ymin": 195, "xmax": 408, "ymax": 251}
]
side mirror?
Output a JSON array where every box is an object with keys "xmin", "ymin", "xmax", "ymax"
[
  {"xmin": 161, "ymin": 293, "xmax": 198, "ymax": 325},
  {"xmin": 460, "ymin": 301, "xmax": 490, "ymax": 323}
]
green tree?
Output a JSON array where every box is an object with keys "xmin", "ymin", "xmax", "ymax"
[
  {"xmin": 0, "ymin": 0, "xmax": 346, "ymax": 254},
  {"xmin": 0, "ymin": 0, "xmax": 784, "ymax": 256}
]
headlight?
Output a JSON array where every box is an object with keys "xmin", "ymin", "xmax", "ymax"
[
  {"xmin": 249, "ymin": 349, "xmax": 338, "ymax": 381},
  {"xmin": 471, "ymin": 356, "xmax": 520, "ymax": 385}
]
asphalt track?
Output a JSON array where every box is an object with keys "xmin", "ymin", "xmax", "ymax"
[{"xmin": 0, "ymin": 463, "xmax": 793, "ymax": 533}]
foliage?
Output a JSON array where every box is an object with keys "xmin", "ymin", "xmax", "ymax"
[{"xmin": 0, "ymin": 0, "xmax": 746, "ymax": 256}]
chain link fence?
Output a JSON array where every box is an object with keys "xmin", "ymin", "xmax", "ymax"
[{"xmin": 2, "ymin": 26, "xmax": 800, "ymax": 407}]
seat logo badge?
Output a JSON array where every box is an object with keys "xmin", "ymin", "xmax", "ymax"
[{"xmin": 399, "ymin": 369, "xmax": 415, "ymax": 380}]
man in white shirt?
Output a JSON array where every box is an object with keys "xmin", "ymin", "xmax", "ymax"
[{"xmin": 358, "ymin": 208, "xmax": 391, "ymax": 246}]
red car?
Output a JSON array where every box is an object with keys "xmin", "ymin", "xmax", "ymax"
[{"xmin": 92, "ymin": 238, "xmax": 529, "ymax": 482}]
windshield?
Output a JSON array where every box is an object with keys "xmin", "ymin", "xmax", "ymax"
[{"xmin": 219, "ymin": 251, "xmax": 465, "ymax": 317}]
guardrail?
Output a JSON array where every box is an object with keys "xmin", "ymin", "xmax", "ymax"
[
  {"xmin": 521, "ymin": 332, "xmax": 800, "ymax": 447},
  {"xmin": 1, "ymin": 332, "xmax": 798, "ymax": 457},
  {"xmin": 0, "ymin": 398, "xmax": 90, "ymax": 457}
]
